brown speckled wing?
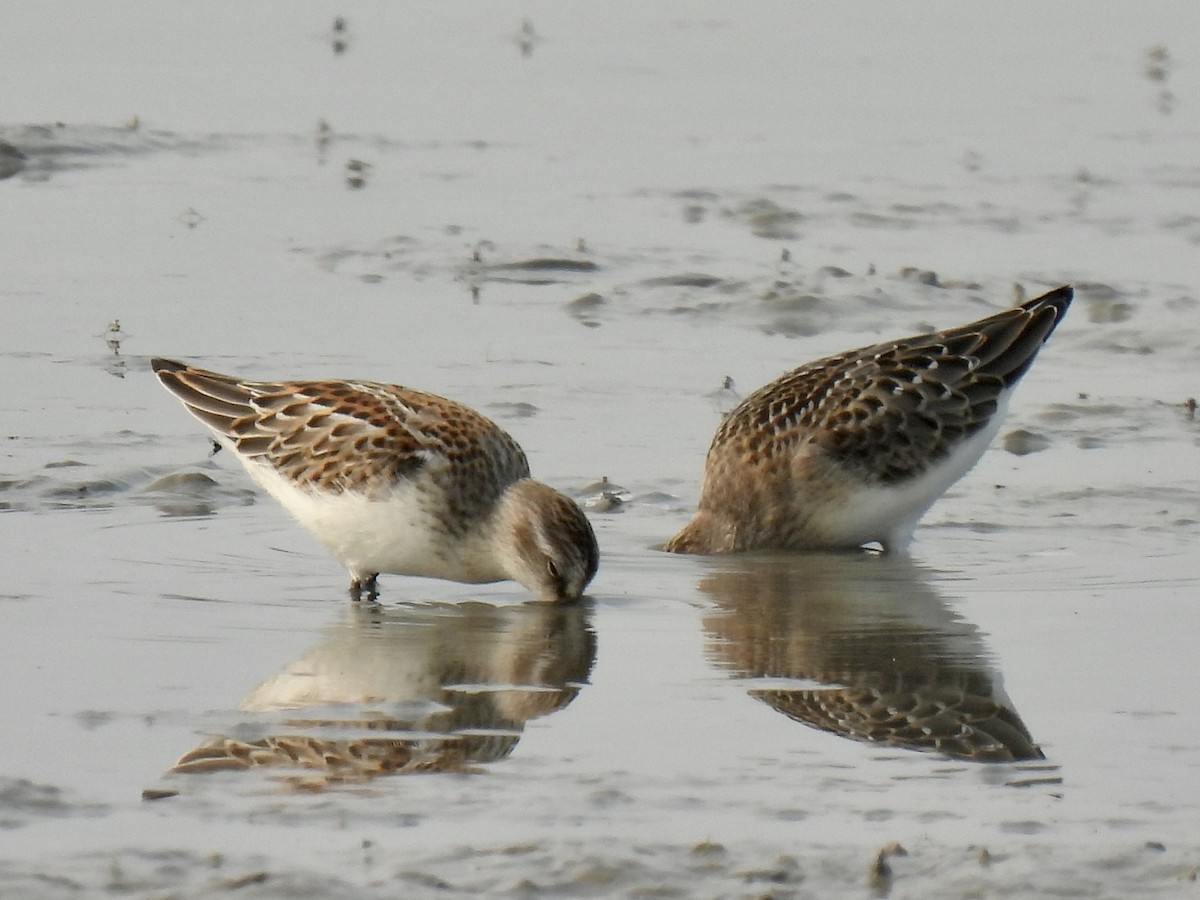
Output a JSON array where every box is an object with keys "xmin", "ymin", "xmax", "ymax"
[
  {"xmin": 151, "ymin": 359, "xmax": 531, "ymax": 504},
  {"xmin": 710, "ymin": 286, "xmax": 1072, "ymax": 484}
]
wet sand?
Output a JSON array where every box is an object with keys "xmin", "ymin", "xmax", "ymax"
[{"xmin": 2, "ymin": 3, "xmax": 1200, "ymax": 897}]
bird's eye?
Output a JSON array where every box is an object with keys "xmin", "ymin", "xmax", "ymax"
[{"xmin": 546, "ymin": 559, "xmax": 561, "ymax": 580}]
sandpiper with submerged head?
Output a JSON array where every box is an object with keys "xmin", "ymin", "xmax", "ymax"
[
  {"xmin": 664, "ymin": 285, "xmax": 1073, "ymax": 555},
  {"xmin": 152, "ymin": 359, "xmax": 599, "ymax": 603}
]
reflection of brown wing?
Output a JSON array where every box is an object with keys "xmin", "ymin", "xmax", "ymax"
[
  {"xmin": 752, "ymin": 683, "xmax": 1042, "ymax": 762},
  {"xmin": 172, "ymin": 733, "xmax": 510, "ymax": 787},
  {"xmin": 700, "ymin": 553, "xmax": 1044, "ymax": 763}
]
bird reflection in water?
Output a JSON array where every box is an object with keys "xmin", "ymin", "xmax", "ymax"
[
  {"xmin": 171, "ymin": 600, "xmax": 594, "ymax": 786},
  {"xmin": 700, "ymin": 553, "xmax": 1044, "ymax": 762}
]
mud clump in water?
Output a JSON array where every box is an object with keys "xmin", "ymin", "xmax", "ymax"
[{"xmin": 1003, "ymin": 428, "xmax": 1051, "ymax": 456}]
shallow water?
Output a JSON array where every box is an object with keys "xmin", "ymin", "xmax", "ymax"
[{"xmin": 3, "ymin": 3, "xmax": 1200, "ymax": 897}]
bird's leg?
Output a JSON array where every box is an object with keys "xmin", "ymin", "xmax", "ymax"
[{"xmin": 349, "ymin": 573, "xmax": 379, "ymax": 602}]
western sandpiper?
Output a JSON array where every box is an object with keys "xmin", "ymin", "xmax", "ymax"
[
  {"xmin": 152, "ymin": 359, "xmax": 599, "ymax": 602},
  {"xmin": 665, "ymin": 285, "xmax": 1073, "ymax": 554}
]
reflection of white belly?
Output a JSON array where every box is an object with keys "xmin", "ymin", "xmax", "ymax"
[
  {"xmin": 241, "ymin": 635, "xmax": 443, "ymax": 711},
  {"xmin": 238, "ymin": 643, "xmax": 441, "ymax": 715},
  {"xmin": 241, "ymin": 462, "xmax": 507, "ymax": 583},
  {"xmin": 237, "ymin": 604, "xmax": 589, "ymax": 722}
]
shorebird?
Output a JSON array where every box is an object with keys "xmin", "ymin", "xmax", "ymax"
[
  {"xmin": 152, "ymin": 359, "xmax": 599, "ymax": 602},
  {"xmin": 664, "ymin": 285, "xmax": 1073, "ymax": 554}
]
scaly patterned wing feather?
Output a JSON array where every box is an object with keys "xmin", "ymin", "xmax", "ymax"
[
  {"xmin": 151, "ymin": 360, "xmax": 531, "ymax": 506},
  {"xmin": 751, "ymin": 683, "xmax": 1044, "ymax": 762},
  {"xmin": 709, "ymin": 286, "xmax": 1072, "ymax": 484}
]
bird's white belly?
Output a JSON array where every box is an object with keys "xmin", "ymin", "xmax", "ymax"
[
  {"xmin": 240, "ymin": 463, "xmax": 506, "ymax": 583},
  {"xmin": 812, "ymin": 394, "xmax": 1010, "ymax": 550}
]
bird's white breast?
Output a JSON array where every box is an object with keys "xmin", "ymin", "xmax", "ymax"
[
  {"xmin": 809, "ymin": 392, "xmax": 1012, "ymax": 551},
  {"xmin": 238, "ymin": 460, "xmax": 509, "ymax": 584}
]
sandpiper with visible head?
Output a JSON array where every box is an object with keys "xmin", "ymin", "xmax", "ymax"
[
  {"xmin": 152, "ymin": 359, "xmax": 599, "ymax": 602},
  {"xmin": 665, "ymin": 285, "xmax": 1073, "ymax": 555}
]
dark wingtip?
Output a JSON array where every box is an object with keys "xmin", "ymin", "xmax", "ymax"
[
  {"xmin": 150, "ymin": 357, "xmax": 187, "ymax": 376},
  {"xmin": 1022, "ymin": 285, "xmax": 1073, "ymax": 317},
  {"xmin": 1025, "ymin": 284, "xmax": 1073, "ymax": 345},
  {"xmin": 990, "ymin": 285, "xmax": 1073, "ymax": 387}
]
